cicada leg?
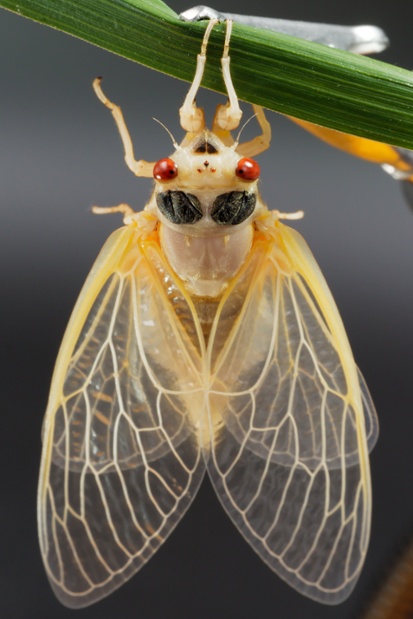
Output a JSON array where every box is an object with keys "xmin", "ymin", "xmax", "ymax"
[{"xmin": 93, "ymin": 77, "xmax": 154, "ymax": 178}]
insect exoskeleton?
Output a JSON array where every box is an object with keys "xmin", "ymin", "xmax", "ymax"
[
  {"xmin": 38, "ymin": 18, "xmax": 378, "ymax": 609},
  {"xmin": 149, "ymin": 131, "xmax": 264, "ymax": 298}
]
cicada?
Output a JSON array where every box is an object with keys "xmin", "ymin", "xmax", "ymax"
[{"xmin": 38, "ymin": 19, "xmax": 378, "ymax": 608}]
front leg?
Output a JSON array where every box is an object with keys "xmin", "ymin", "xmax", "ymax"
[
  {"xmin": 93, "ymin": 78, "xmax": 154, "ymax": 178},
  {"xmin": 237, "ymin": 105, "xmax": 272, "ymax": 157}
]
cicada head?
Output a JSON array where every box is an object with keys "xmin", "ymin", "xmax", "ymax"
[{"xmin": 153, "ymin": 130, "xmax": 260, "ymax": 190}]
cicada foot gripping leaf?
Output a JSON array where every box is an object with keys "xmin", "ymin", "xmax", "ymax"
[{"xmin": 38, "ymin": 19, "xmax": 379, "ymax": 608}]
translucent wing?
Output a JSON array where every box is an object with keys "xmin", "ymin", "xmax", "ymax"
[
  {"xmin": 38, "ymin": 226, "xmax": 206, "ymax": 608},
  {"xmin": 207, "ymin": 221, "xmax": 378, "ymax": 604}
]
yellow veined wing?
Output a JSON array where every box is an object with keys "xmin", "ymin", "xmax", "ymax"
[
  {"xmin": 207, "ymin": 220, "xmax": 378, "ymax": 604},
  {"xmin": 38, "ymin": 224, "xmax": 207, "ymax": 608},
  {"xmin": 38, "ymin": 217, "xmax": 377, "ymax": 607}
]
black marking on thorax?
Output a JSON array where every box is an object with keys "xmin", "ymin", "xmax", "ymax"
[
  {"xmin": 157, "ymin": 190, "xmax": 257, "ymax": 226},
  {"xmin": 156, "ymin": 191, "xmax": 202, "ymax": 224}
]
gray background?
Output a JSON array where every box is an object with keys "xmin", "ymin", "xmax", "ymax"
[{"xmin": 1, "ymin": 1, "xmax": 413, "ymax": 617}]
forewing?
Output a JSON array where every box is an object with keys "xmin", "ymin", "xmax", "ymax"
[
  {"xmin": 207, "ymin": 223, "xmax": 377, "ymax": 603},
  {"xmin": 38, "ymin": 226, "xmax": 205, "ymax": 608}
]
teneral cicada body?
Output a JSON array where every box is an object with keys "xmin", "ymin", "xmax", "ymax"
[{"xmin": 38, "ymin": 19, "xmax": 378, "ymax": 608}]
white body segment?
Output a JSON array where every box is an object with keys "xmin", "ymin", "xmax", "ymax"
[
  {"xmin": 159, "ymin": 222, "xmax": 254, "ymax": 297},
  {"xmin": 38, "ymin": 20, "xmax": 378, "ymax": 609}
]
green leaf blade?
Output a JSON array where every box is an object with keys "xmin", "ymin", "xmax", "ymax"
[{"xmin": 2, "ymin": 0, "xmax": 413, "ymax": 148}]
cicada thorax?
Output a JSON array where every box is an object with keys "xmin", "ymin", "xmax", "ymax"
[{"xmin": 147, "ymin": 129, "xmax": 264, "ymax": 346}]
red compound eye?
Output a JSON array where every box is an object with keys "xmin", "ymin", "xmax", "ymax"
[
  {"xmin": 235, "ymin": 157, "xmax": 260, "ymax": 181},
  {"xmin": 153, "ymin": 158, "xmax": 178, "ymax": 181}
]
